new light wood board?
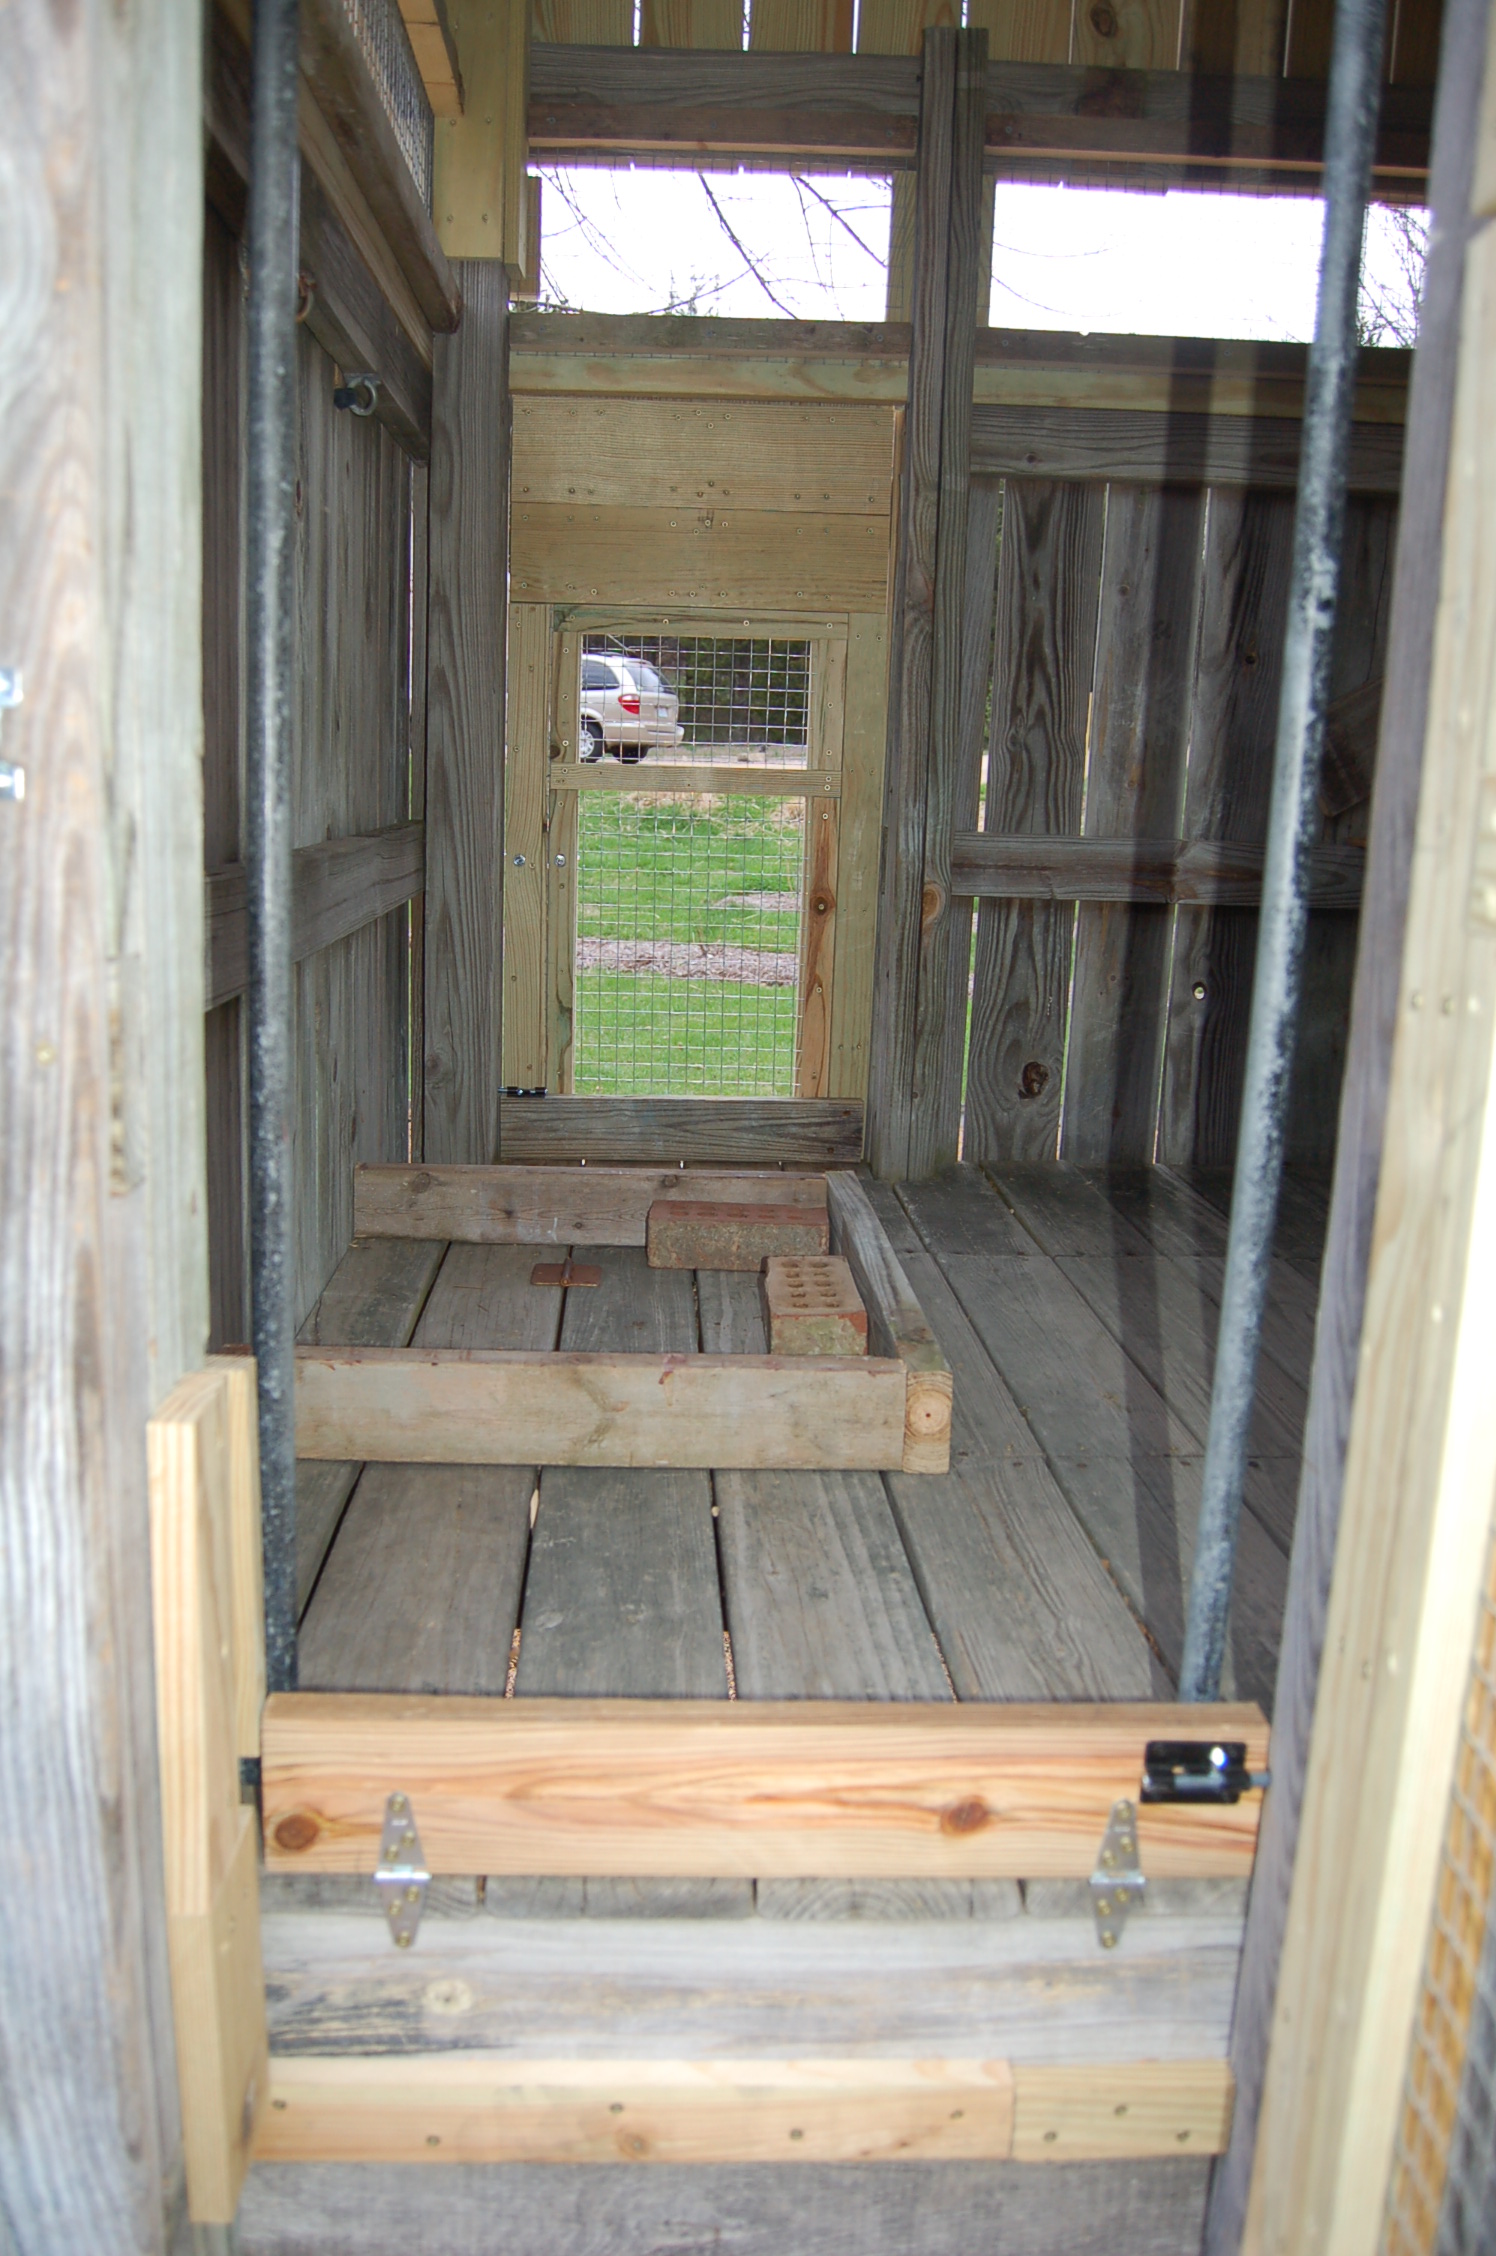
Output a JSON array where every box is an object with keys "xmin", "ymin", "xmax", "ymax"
[
  {"xmin": 260, "ymin": 1696, "xmax": 1268, "ymax": 1876},
  {"xmin": 256, "ymin": 2054, "xmax": 1015, "ymax": 2164}
]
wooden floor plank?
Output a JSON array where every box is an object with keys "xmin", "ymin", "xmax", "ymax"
[
  {"xmin": 517, "ymin": 1249, "xmax": 729, "ymax": 1705},
  {"xmin": 301, "ymin": 1241, "xmax": 556, "ymax": 1687},
  {"xmin": 897, "ymin": 1166, "xmax": 1038, "ymax": 1257},
  {"xmin": 294, "ymin": 1237, "xmax": 450, "ymax": 1612},
  {"xmin": 937, "ymin": 1254, "xmax": 1200, "ymax": 1464},
  {"xmin": 298, "ymin": 1466, "xmax": 532, "ymax": 1694},
  {"xmin": 1174, "ymin": 1165, "xmax": 1329, "ymax": 1281},
  {"xmin": 982, "ymin": 1164, "xmax": 1155, "ymax": 1260},
  {"xmin": 1052, "ymin": 1253, "xmax": 1307, "ymax": 1462},
  {"xmin": 1079, "ymin": 1167, "xmax": 1230, "ymax": 1263},
  {"xmin": 884, "ymin": 1248, "xmax": 1158, "ymax": 1702},
  {"xmin": 1047, "ymin": 1456, "xmax": 1288, "ymax": 1713}
]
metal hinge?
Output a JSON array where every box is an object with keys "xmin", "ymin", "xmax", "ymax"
[
  {"xmin": 1091, "ymin": 1798, "xmax": 1145, "ymax": 1950},
  {"xmin": 374, "ymin": 1792, "xmax": 429, "ymax": 1948}
]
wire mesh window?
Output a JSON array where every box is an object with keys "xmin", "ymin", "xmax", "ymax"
[
  {"xmin": 1384, "ymin": 1520, "xmax": 1496, "ymax": 2255},
  {"xmin": 580, "ymin": 633, "xmax": 811, "ymax": 767},
  {"xmin": 339, "ymin": 0, "xmax": 433, "ymax": 207},
  {"xmin": 570, "ymin": 635, "xmax": 814, "ymax": 1098}
]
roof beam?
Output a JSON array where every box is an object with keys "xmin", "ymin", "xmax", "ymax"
[{"xmin": 526, "ymin": 44, "xmax": 1431, "ymax": 192}]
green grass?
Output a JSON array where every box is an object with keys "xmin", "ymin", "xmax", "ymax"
[{"xmin": 573, "ymin": 793, "xmax": 805, "ymax": 1096}]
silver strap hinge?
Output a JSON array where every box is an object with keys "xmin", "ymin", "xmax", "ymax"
[
  {"xmin": 374, "ymin": 1792, "xmax": 429, "ymax": 1948},
  {"xmin": 1091, "ymin": 1797, "xmax": 1145, "ymax": 1950}
]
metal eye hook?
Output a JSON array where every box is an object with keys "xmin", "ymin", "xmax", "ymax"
[{"xmin": 333, "ymin": 372, "xmax": 380, "ymax": 418}]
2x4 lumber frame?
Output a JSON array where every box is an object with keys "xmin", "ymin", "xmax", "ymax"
[
  {"xmin": 497, "ymin": 1095, "xmax": 864, "ymax": 1162},
  {"xmin": 1206, "ymin": 0, "xmax": 1490, "ymax": 2236},
  {"xmin": 826, "ymin": 1170, "xmax": 952, "ymax": 1471},
  {"xmin": 261, "ymin": 1696, "xmax": 1269, "ymax": 1876},
  {"xmin": 524, "ymin": 41, "xmax": 1431, "ymax": 187},
  {"xmin": 252, "ymin": 2054, "xmax": 1235, "ymax": 2164},
  {"xmin": 206, "ymin": 12, "xmax": 435, "ymax": 459},
  {"xmin": 205, "ymin": 822, "xmax": 425, "ymax": 1010},
  {"xmin": 397, "ymin": 0, "xmax": 465, "ymax": 118},
  {"xmin": 424, "ymin": 262, "xmax": 508, "ymax": 1165},
  {"xmin": 970, "ymin": 403, "xmax": 1405, "ymax": 491},
  {"xmin": 435, "ymin": 0, "xmax": 531, "ymax": 274},
  {"xmin": 293, "ymin": 1344, "xmax": 915, "ymax": 1470},
  {"xmin": 353, "ymin": 1161, "xmax": 829, "ymax": 1242},
  {"xmin": 949, "ymin": 835, "xmax": 1366, "ymax": 907}
]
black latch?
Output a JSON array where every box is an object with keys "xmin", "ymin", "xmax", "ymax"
[{"xmin": 1141, "ymin": 1740, "xmax": 1268, "ymax": 1804}]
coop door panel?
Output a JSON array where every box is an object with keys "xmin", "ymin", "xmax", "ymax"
[{"xmin": 503, "ymin": 612, "xmax": 884, "ymax": 1105}]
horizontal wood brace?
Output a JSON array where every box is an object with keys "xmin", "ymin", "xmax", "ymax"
[
  {"xmin": 260, "ymin": 1695, "xmax": 1269, "ymax": 1878},
  {"xmin": 949, "ymin": 835, "xmax": 1366, "ymax": 909},
  {"xmin": 508, "ymin": 312, "xmax": 1409, "ymax": 424},
  {"xmin": 206, "ymin": 821, "xmax": 424, "ymax": 1011},
  {"xmin": 252, "ymin": 2052, "xmax": 1235, "ymax": 2164},
  {"xmin": 549, "ymin": 763, "xmax": 840, "ymax": 796},
  {"xmin": 497, "ymin": 1096, "xmax": 865, "ymax": 1164},
  {"xmin": 970, "ymin": 405, "xmax": 1404, "ymax": 493},
  {"xmin": 525, "ymin": 46, "xmax": 1429, "ymax": 185},
  {"xmin": 353, "ymin": 1163, "xmax": 829, "ymax": 1242},
  {"xmin": 292, "ymin": 1345, "xmax": 916, "ymax": 1471}
]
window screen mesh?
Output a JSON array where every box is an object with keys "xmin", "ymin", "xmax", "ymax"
[
  {"xmin": 339, "ymin": 0, "xmax": 433, "ymax": 207},
  {"xmin": 1383, "ymin": 1519, "xmax": 1496, "ymax": 2255},
  {"xmin": 571, "ymin": 636, "xmax": 812, "ymax": 1098}
]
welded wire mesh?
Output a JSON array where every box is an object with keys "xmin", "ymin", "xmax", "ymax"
[
  {"xmin": 339, "ymin": 0, "xmax": 433, "ymax": 207},
  {"xmin": 1383, "ymin": 1522, "xmax": 1496, "ymax": 2255},
  {"xmin": 581, "ymin": 634, "xmax": 810, "ymax": 767},
  {"xmin": 571, "ymin": 635, "xmax": 811, "ymax": 1097}
]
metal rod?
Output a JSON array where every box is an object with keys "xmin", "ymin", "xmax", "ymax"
[
  {"xmin": 246, "ymin": 0, "xmax": 302, "ymax": 1693},
  {"xmin": 1178, "ymin": 0, "xmax": 1388, "ymax": 1703}
]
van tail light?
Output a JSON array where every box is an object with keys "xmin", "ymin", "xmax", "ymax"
[{"xmin": 616, "ymin": 693, "xmax": 641, "ymax": 714}]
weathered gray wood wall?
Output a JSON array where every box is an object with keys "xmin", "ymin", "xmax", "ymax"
[
  {"xmin": 959, "ymin": 477, "xmax": 1395, "ymax": 1171},
  {"xmin": 201, "ymin": 193, "xmax": 420, "ymax": 1345},
  {"xmin": 0, "ymin": 0, "xmax": 208, "ymax": 2244}
]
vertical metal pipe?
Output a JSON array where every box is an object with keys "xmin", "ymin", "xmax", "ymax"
[
  {"xmin": 246, "ymin": 0, "xmax": 301, "ymax": 1693},
  {"xmin": 1178, "ymin": 0, "xmax": 1388, "ymax": 1703}
]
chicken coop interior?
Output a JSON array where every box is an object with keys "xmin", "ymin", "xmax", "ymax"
[{"xmin": 112, "ymin": 0, "xmax": 1480, "ymax": 2244}]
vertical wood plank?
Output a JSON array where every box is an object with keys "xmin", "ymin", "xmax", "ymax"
[
  {"xmin": 642, "ymin": 0, "xmax": 744, "ymax": 40},
  {"xmin": 502, "ymin": 605, "xmax": 552, "ymax": 1089},
  {"xmin": 1390, "ymin": 0, "xmax": 1447, "ymax": 78},
  {"xmin": 749, "ymin": 0, "xmax": 855, "ymax": 46},
  {"xmin": 547, "ymin": 628, "xmax": 580, "ymax": 1096},
  {"xmin": 830, "ymin": 614, "xmax": 890, "ymax": 1106},
  {"xmin": 1157, "ymin": 489, "xmax": 1295, "ymax": 1169},
  {"xmin": 1062, "ymin": 485, "xmax": 1205, "ymax": 1164},
  {"xmin": 966, "ymin": 0, "xmax": 1074, "ymax": 57},
  {"xmin": 963, "ymin": 480, "xmax": 1106, "ymax": 1164},
  {"xmin": 799, "ymin": 635, "xmax": 846, "ymax": 1097},
  {"xmin": 0, "ymin": 0, "xmax": 211, "ymax": 2239},
  {"xmin": 938, "ymin": 475, "xmax": 1002, "ymax": 1154},
  {"xmin": 867, "ymin": 28, "xmax": 956, "ymax": 1177},
  {"xmin": 885, "ymin": 171, "xmax": 917, "ymax": 322},
  {"xmin": 1182, "ymin": 0, "xmax": 1288, "ymax": 72},
  {"xmin": 425, "ymin": 261, "xmax": 508, "ymax": 1163},
  {"xmin": 908, "ymin": 24, "xmax": 989, "ymax": 1177},
  {"xmin": 408, "ymin": 460, "xmax": 431, "ymax": 1163}
]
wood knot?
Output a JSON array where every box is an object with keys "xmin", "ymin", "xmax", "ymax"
[
  {"xmin": 920, "ymin": 881, "xmax": 944, "ymax": 930},
  {"xmin": 1089, "ymin": 2, "xmax": 1119, "ymax": 32},
  {"xmin": 941, "ymin": 1797, "xmax": 991, "ymax": 1836},
  {"xmin": 1019, "ymin": 1060, "xmax": 1050, "ymax": 1099},
  {"xmin": 272, "ymin": 1810, "xmax": 321, "ymax": 1855}
]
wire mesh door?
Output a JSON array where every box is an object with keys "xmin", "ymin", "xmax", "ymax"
[{"xmin": 542, "ymin": 624, "xmax": 845, "ymax": 1101}]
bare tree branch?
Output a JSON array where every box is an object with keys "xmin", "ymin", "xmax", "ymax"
[{"xmin": 698, "ymin": 176, "xmax": 801, "ymax": 316}]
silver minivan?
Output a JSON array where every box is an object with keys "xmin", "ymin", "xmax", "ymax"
[{"xmin": 580, "ymin": 652, "xmax": 685, "ymax": 762}]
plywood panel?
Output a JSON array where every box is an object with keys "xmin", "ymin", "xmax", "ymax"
[
  {"xmin": 749, "ymin": 0, "xmax": 855, "ymax": 47},
  {"xmin": 510, "ymin": 502, "xmax": 890, "ymax": 608},
  {"xmin": 512, "ymin": 397, "xmax": 895, "ymax": 513},
  {"xmin": 642, "ymin": 0, "xmax": 744, "ymax": 42}
]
